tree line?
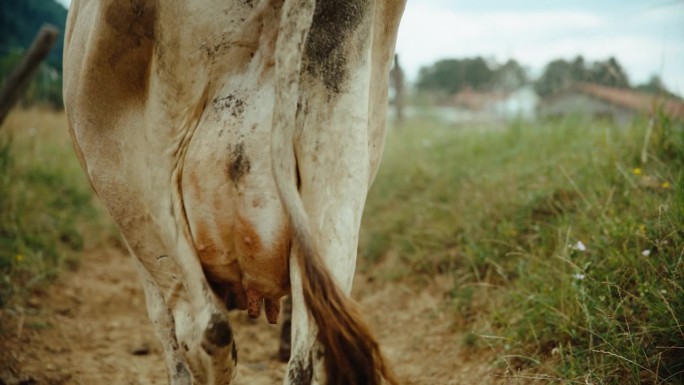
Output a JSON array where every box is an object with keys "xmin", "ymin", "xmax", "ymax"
[
  {"xmin": 1, "ymin": 0, "xmax": 680, "ymax": 108},
  {"xmin": 416, "ymin": 55, "xmax": 678, "ymax": 99},
  {"xmin": 0, "ymin": 0, "xmax": 67, "ymax": 108}
]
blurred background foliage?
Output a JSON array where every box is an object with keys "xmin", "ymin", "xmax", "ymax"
[{"xmin": 0, "ymin": 0, "xmax": 67, "ymax": 108}]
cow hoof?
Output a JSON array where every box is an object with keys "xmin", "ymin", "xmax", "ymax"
[
  {"xmin": 171, "ymin": 361, "xmax": 193, "ymax": 385},
  {"xmin": 202, "ymin": 313, "xmax": 233, "ymax": 353}
]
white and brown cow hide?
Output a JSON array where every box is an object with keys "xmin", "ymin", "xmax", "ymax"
[{"xmin": 63, "ymin": 0, "xmax": 405, "ymax": 384}]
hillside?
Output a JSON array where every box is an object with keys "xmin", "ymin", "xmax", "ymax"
[{"xmin": 0, "ymin": 0, "xmax": 68, "ymax": 71}]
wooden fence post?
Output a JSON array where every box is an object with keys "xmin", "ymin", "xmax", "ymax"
[
  {"xmin": 390, "ymin": 54, "xmax": 405, "ymax": 127},
  {"xmin": 0, "ymin": 24, "xmax": 59, "ymax": 125}
]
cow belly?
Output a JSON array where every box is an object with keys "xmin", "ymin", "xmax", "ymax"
[{"xmin": 181, "ymin": 84, "xmax": 290, "ymax": 318}]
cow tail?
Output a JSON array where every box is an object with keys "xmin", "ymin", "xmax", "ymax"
[{"xmin": 270, "ymin": 1, "xmax": 398, "ymax": 385}]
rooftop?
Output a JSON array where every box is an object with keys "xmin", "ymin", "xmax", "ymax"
[{"xmin": 564, "ymin": 83, "xmax": 684, "ymax": 119}]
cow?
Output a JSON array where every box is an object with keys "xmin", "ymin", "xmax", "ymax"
[{"xmin": 63, "ymin": 0, "xmax": 405, "ymax": 384}]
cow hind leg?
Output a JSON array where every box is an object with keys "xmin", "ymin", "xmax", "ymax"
[
  {"xmin": 145, "ymin": 225, "xmax": 238, "ymax": 384},
  {"xmin": 123, "ymin": 231, "xmax": 237, "ymax": 384},
  {"xmin": 133, "ymin": 258, "xmax": 193, "ymax": 385},
  {"xmin": 168, "ymin": 273, "xmax": 237, "ymax": 385},
  {"xmin": 278, "ymin": 295, "xmax": 293, "ymax": 362},
  {"xmin": 199, "ymin": 311, "xmax": 238, "ymax": 384},
  {"xmin": 284, "ymin": 261, "xmax": 318, "ymax": 385}
]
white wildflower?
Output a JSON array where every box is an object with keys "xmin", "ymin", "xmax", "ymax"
[
  {"xmin": 641, "ymin": 249, "xmax": 651, "ymax": 257},
  {"xmin": 575, "ymin": 241, "xmax": 586, "ymax": 252},
  {"xmin": 573, "ymin": 273, "xmax": 586, "ymax": 281}
]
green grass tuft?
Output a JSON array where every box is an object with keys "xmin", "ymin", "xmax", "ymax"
[
  {"xmin": 0, "ymin": 110, "xmax": 109, "ymax": 308},
  {"xmin": 361, "ymin": 111, "xmax": 683, "ymax": 383}
]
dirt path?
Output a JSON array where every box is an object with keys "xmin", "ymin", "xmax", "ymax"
[{"xmin": 0, "ymin": 247, "xmax": 509, "ymax": 385}]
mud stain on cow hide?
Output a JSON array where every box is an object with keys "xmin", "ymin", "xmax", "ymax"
[
  {"xmin": 287, "ymin": 354, "xmax": 313, "ymax": 385},
  {"xmin": 227, "ymin": 142, "xmax": 251, "ymax": 185},
  {"xmin": 213, "ymin": 94, "xmax": 246, "ymax": 120},
  {"xmin": 103, "ymin": 0, "xmax": 156, "ymax": 98},
  {"xmin": 304, "ymin": 0, "xmax": 369, "ymax": 94},
  {"xmin": 203, "ymin": 313, "xmax": 234, "ymax": 350}
]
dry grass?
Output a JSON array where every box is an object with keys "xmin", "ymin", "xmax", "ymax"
[{"xmin": 0, "ymin": 108, "xmax": 112, "ymax": 309}]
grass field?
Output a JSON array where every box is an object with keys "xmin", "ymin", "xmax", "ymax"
[
  {"xmin": 361, "ymin": 112, "xmax": 683, "ymax": 383},
  {"xmin": 0, "ymin": 109, "xmax": 110, "ymax": 308},
  {"xmin": 0, "ymin": 108, "xmax": 682, "ymax": 383}
]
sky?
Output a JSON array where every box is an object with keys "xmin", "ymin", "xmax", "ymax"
[
  {"xmin": 55, "ymin": 0, "xmax": 684, "ymax": 95},
  {"xmin": 396, "ymin": 0, "xmax": 684, "ymax": 94}
]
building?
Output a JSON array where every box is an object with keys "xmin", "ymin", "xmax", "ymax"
[
  {"xmin": 443, "ymin": 86, "xmax": 540, "ymax": 123},
  {"xmin": 492, "ymin": 85, "xmax": 540, "ymax": 120},
  {"xmin": 538, "ymin": 83, "xmax": 684, "ymax": 125}
]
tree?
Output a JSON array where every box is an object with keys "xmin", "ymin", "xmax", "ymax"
[
  {"xmin": 416, "ymin": 57, "xmax": 494, "ymax": 94},
  {"xmin": 535, "ymin": 56, "xmax": 631, "ymax": 96},
  {"xmin": 635, "ymin": 75, "xmax": 682, "ymax": 100},
  {"xmin": 569, "ymin": 56, "xmax": 589, "ymax": 83},
  {"xmin": 534, "ymin": 59, "xmax": 574, "ymax": 96},
  {"xmin": 587, "ymin": 57, "xmax": 629, "ymax": 88},
  {"xmin": 491, "ymin": 59, "xmax": 528, "ymax": 92},
  {"xmin": 635, "ymin": 75, "xmax": 664, "ymax": 94}
]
